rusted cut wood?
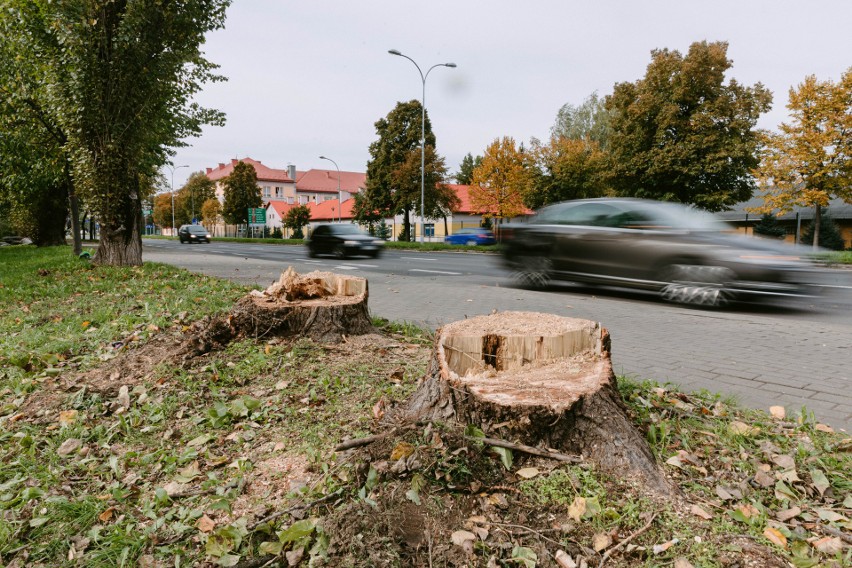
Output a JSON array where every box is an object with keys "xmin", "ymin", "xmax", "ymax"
[{"xmin": 397, "ymin": 311, "xmax": 676, "ymax": 496}]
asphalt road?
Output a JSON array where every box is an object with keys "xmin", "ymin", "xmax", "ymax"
[{"xmin": 142, "ymin": 238, "xmax": 852, "ymax": 431}]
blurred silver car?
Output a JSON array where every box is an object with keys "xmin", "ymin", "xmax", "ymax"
[{"xmin": 500, "ymin": 198, "xmax": 822, "ymax": 306}]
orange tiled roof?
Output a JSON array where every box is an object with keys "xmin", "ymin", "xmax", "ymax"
[
  {"xmin": 206, "ymin": 158, "xmax": 296, "ymax": 183},
  {"xmin": 296, "ymin": 170, "xmax": 366, "ymax": 194}
]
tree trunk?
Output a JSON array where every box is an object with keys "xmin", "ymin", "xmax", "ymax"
[
  {"xmin": 187, "ymin": 267, "xmax": 374, "ymax": 354},
  {"xmin": 397, "ymin": 311, "xmax": 676, "ymax": 496},
  {"xmin": 67, "ymin": 175, "xmax": 82, "ymax": 256},
  {"xmin": 812, "ymin": 203, "xmax": 821, "ymax": 251}
]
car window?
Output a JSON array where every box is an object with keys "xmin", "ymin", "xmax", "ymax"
[
  {"xmin": 538, "ymin": 203, "xmax": 622, "ymax": 226},
  {"xmin": 313, "ymin": 226, "xmax": 328, "ymax": 236},
  {"xmin": 331, "ymin": 225, "xmax": 365, "ymax": 235},
  {"xmin": 189, "ymin": 226, "xmax": 208, "ymax": 233}
]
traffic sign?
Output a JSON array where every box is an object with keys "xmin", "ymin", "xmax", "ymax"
[{"xmin": 247, "ymin": 208, "xmax": 266, "ymax": 225}]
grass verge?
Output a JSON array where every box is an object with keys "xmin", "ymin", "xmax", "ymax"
[{"xmin": 0, "ymin": 245, "xmax": 849, "ymax": 567}]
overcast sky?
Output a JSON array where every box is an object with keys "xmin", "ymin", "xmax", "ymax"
[{"xmin": 168, "ymin": 0, "xmax": 852, "ymax": 188}]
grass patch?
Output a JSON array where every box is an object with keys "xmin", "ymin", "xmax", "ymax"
[{"xmin": 0, "ymin": 245, "xmax": 849, "ymax": 567}]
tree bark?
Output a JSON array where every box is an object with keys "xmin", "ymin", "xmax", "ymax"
[
  {"xmin": 396, "ymin": 311, "xmax": 676, "ymax": 496},
  {"xmin": 187, "ymin": 268, "xmax": 374, "ymax": 354}
]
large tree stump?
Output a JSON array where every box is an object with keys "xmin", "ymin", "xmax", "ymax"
[
  {"xmin": 187, "ymin": 267, "xmax": 373, "ymax": 353},
  {"xmin": 399, "ymin": 311, "xmax": 675, "ymax": 496}
]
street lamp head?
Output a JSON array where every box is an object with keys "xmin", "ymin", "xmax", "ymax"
[
  {"xmin": 388, "ymin": 49, "xmax": 402, "ymax": 56},
  {"xmin": 445, "ymin": 63, "xmax": 457, "ymax": 68},
  {"xmin": 319, "ymin": 155, "xmax": 326, "ymax": 160}
]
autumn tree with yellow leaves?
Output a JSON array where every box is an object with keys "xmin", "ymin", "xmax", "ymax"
[
  {"xmin": 754, "ymin": 69, "xmax": 852, "ymax": 249},
  {"xmin": 469, "ymin": 137, "xmax": 529, "ymax": 233}
]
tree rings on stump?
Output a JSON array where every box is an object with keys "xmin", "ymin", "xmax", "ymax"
[{"xmin": 399, "ymin": 311, "xmax": 675, "ymax": 495}]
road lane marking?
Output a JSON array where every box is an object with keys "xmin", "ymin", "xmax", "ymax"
[
  {"xmin": 400, "ymin": 256, "xmax": 436, "ymax": 261},
  {"xmin": 409, "ymin": 268, "xmax": 461, "ymax": 275}
]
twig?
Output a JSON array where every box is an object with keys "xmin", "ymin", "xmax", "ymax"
[
  {"xmin": 468, "ymin": 435, "xmax": 583, "ymax": 463},
  {"xmin": 598, "ymin": 512, "xmax": 657, "ymax": 568},
  {"xmin": 490, "ymin": 521, "xmax": 565, "ymax": 548},
  {"xmin": 817, "ymin": 522, "xmax": 852, "ymax": 544},
  {"xmin": 334, "ymin": 430, "xmax": 395, "ymax": 452},
  {"xmin": 247, "ymin": 489, "xmax": 344, "ymax": 532}
]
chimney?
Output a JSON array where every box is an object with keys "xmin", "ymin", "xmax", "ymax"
[
  {"xmin": 218, "ymin": 163, "xmax": 225, "ymax": 169},
  {"xmin": 206, "ymin": 167, "xmax": 212, "ymax": 174},
  {"xmin": 288, "ymin": 164, "xmax": 296, "ymax": 180},
  {"xmin": 231, "ymin": 158, "xmax": 238, "ymax": 165}
]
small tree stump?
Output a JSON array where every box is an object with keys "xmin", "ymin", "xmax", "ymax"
[
  {"xmin": 399, "ymin": 311, "xmax": 675, "ymax": 495},
  {"xmin": 188, "ymin": 267, "xmax": 373, "ymax": 353}
]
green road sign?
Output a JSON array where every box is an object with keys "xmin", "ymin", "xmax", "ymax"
[{"xmin": 248, "ymin": 207, "xmax": 266, "ymax": 225}]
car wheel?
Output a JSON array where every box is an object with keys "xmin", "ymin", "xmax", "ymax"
[
  {"xmin": 466, "ymin": 239, "xmax": 477, "ymax": 246},
  {"xmin": 333, "ymin": 245, "xmax": 347, "ymax": 259},
  {"xmin": 515, "ymin": 255, "xmax": 553, "ymax": 289},
  {"xmin": 307, "ymin": 246, "xmax": 317, "ymax": 258},
  {"xmin": 657, "ymin": 263, "xmax": 734, "ymax": 307},
  {"xmin": 369, "ymin": 250, "xmax": 382, "ymax": 258}
]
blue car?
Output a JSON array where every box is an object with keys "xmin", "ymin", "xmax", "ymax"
[{"xmin": 444, "ymin": 228, "xmax": 496, "ymax": 246}]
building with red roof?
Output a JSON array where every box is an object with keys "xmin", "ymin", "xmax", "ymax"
[
  {"xmin": 204, "ymin": 158, "xmax": 529, "ymax": 240},
  {"xmin": 205, "ymin": 157, "xmax": 365, "ymax": 208}
]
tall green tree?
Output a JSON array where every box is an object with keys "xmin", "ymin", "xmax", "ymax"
[
  {"xmin": 0, "ymin": 11, "xmax": 81, "ymax": 251},
  {"xmin": 802, "ymin": 210, "xmax": 846, "ymax": 251},
  {"xmin": 177, "ymin": 172, "xmax": 217, "ymax": 224},
  {"xmin": 752, "ymin": 69, "xmax": 852, "ymax": 249},
  {"xmin": 5, "ymin": 0, "xmax": 230, "ymax": 265},
  {"xmin": 455, "ymin": 153, "xmax": 482, "ymax": 184},
  {"xmin": 222, "ymin": 162, "xmax": 262, "ymax": 225},
  {"xmin": 606, "ymin": 41, "xmax": 772, "ymax": 211},
  {"xmin": 283, "ymin": 205, "xmax": 311, "ymax": 239},
  {"xmin": 551, "ymin": 92, "xmax": 613, "ymax": 149},
  {"xmin": 524, "ymin": 136, "xmax": 610, "ymax": 209},
  {"xmin": 364, "ymin": 100, "xmax": 446, "ymax": 241}
]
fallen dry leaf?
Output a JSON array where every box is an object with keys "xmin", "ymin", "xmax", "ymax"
[
  {"xmin": 58, "ymin": 410, "xmax": 78, "ymax": 426},
  {"xmin": 776, "ymin": 506, "xmax": 801, "ymax": 522},
  {"xmin": 812, "ymin": 536, "xmax": 843, "ymax": 555},
  {"xmin": 814, "ymin": 423, "xmax": 834, "ymax": 433},
  {"xmin": 754, "ymin": 469, "xmax": 775, "ymax": 487},
  {"xmin": 451, "ymin": 530, "xmax": 476, "ymax": 554},
  {"xmin": 690, "ymin": 504, "xmax": 713, "ymax": 520},
  {"xmin": 516, "ymin": 467, "xmax": 539, "ymax": 479},
  {"xmin": 729, "ymin": 421, "xmax": 759, "ymax": 436},
  {"xmin": 592, "ymin": 532, "xmax": 612, "ymax": 552},
  {"xmin": 98, "ymin": 507, "xmax": 116, "ymax": 522},
  {"xmin": 763, "ymin": 527, "xmax": 787, "ymax": 548},
  {"xmin": 57, "ymin": 438, "xmax": 82, "ymax": 457},
  {"xmin": 568, "ymin": 496, "xmax": 586, "ymax": 522},
  {"xmin": 674, "ymin": 558, "xmax": 695, "ymax": 568},
  {"xmin": 772, "ymin": 454, "xmax": 796, "ymax": 470},
  {"xmin": 390, "ymin": 442, "xmax": 414, "ymax": 461},
  {"xmin": 196, "ymin": 515, "xmax": 216, "ymax": 533}
]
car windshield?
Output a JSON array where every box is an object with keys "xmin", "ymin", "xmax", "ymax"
[{"xmin": 187, "ymin": 226, "xmax": 208, "ymax": 233}]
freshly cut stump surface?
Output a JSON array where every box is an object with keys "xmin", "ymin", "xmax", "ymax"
[
  {"xmin": 400, "ymin": 311, "xmax": 674, "ymax": 495},
  {"xmin": 188, "ymin": 267, "xmax": 373, "ymax": 353}
]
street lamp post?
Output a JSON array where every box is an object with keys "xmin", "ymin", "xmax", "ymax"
[
  {"xmin": 166, "ymin": 164, "xmax": 188, "ymax": 237},
  {"xmin": 319, "ymin": 156, "xmax": 341, "ymax": 223},
  {"xmin": 388, "ymin": 49, "xmax": 456, "ymax": 243}
]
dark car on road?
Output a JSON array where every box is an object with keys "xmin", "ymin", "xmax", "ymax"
[
  {"xmin": 444, "ymin": 227, "xmax": 496, "ymax": 246},
  {"xmin": 306, "ymin": 224, "xmax": 385, "ymax": 259},
  {"xmin": 500, "ymin": 198, "xmax": 823, "ymax": 307},
  {"xmin": 178, "ymin": 224, "xmax": 211, "ymax": 244}
]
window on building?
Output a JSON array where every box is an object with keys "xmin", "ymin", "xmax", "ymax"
[
  {"xmin": 299, "ymin": 195, "xmax": 308, "ymax": 205},
  {"xmin": 288, "ymin": 197, "xmax": 294, "ymax": 204},
  {"xmin": 275, "ymin": 186, "xmax": 282, "ymax": 197},
  {"xmin": 263, "ymin": 186, "xmax": 271, "ymax": 197},
  {"xmin": 324, "ymin": 195, "xmax": 333, "ymax": 202},
  {"xmin": 424, "ymin": 223, "xmax": 435, "ymax": 238}
]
